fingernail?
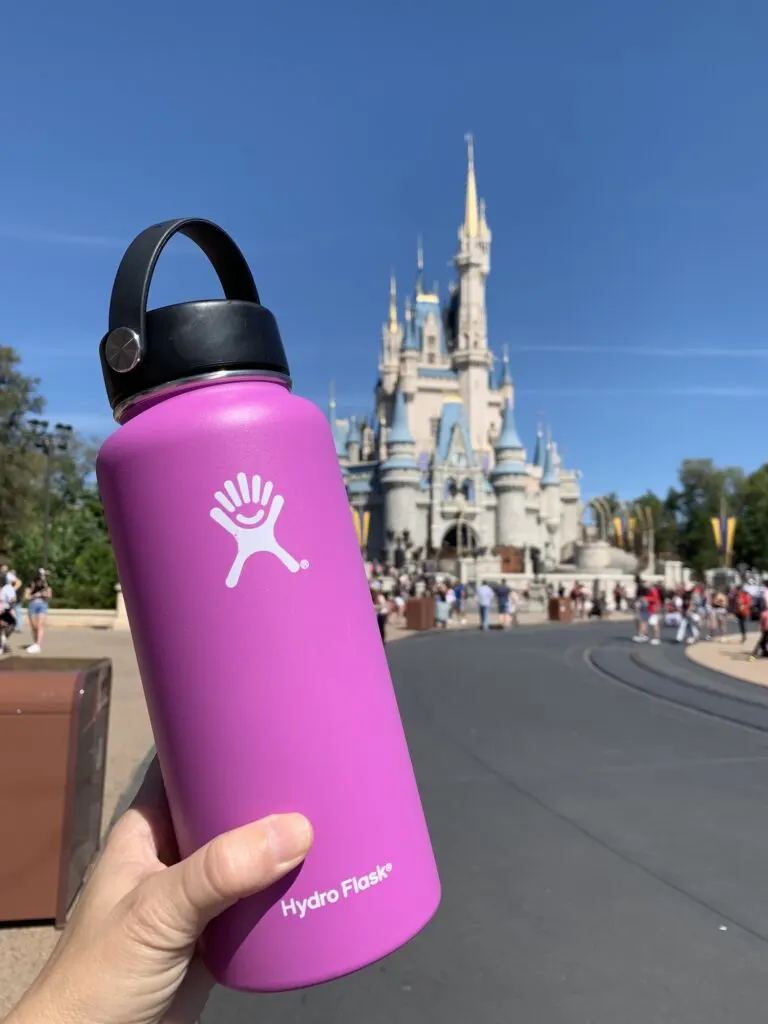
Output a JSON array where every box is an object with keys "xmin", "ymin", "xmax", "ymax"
[{"xmin": 268, "ymin": 814, "xmax": 313, "ymax": 868}]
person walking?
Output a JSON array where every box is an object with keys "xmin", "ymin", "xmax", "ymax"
[
  {"xmin": 733, "ymin": 585, "xmax": 752, "ymax": 643},
  {"xmin": 676, "ymin": 586, "xmax": 701, "ymax": 645},
  {"xmin": 24, "ymin": 569, "xmax": 51, "ymax": 654},
  {"xmin": 497, "ymin": 578, "xmax": 512, "ymax": 629},
  {"xmin": 476, "ymin": 580, "xmax": 495, "ymax": 631},
  {"xmin": 749, "ymin": 604, "xmax": 768, "ymax": 661},
  {"xmin": 0, "ymin": 576, "xmax": 18, "ymax": 654}
]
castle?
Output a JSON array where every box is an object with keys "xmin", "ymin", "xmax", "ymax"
[{"xmin": 331, "ymin": 137, "xmax": 583, "ymax": 570}]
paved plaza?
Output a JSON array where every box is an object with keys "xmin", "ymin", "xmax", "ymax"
[{"xmin": 5, "ymin": 618, "xmax": 768, "ymax": 1020}]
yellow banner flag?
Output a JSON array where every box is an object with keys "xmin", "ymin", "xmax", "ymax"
[
  {"xmin": 726, "ymin": 517, "xmax": 737, "ymax": 560},
  {"xmin": 711, "ymin": 516, "xmax": 722, "ymax": 552},
  {"xmin": 613, "ymin": 517, "xmax": 623, "ymax": 548}
]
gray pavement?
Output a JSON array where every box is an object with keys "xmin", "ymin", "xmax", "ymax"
[{"xmin": 206, "ymin": 621, "xmax": 768, "ymax": 1023}]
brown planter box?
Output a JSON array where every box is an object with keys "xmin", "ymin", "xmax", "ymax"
[
  {"xmin": 405, "ymin": 596, "xmax": 436, "ymax": 631},
  {"xmin": 548, "ymin": 597, "xmax": 573, "ymax": 622},
  {"xmin": 0, "ymin": 657, "xmax": 111, "ymax": 926}
]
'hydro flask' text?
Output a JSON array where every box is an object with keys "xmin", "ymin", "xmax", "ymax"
[{"xmin": 280, "ymin": 862, "xmax": 393, "ymax": 919}]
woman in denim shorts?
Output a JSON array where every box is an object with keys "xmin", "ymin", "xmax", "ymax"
[{"xmin": 24, "ymin": 569, "xmax": 51, "ymax": 654}]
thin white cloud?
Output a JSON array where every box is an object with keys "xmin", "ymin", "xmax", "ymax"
[
  {"xmin": 519, "ymin": 386, "xmax": 768, "ymax": 398},
  {"xmin": 0, "ymin": 225, "xmax": 127, "ymax": 248},
  {"xmin": 508, "ymin": 344, "xmax": 768, "ymax": 358}
]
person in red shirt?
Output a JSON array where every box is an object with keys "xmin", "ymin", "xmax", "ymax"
[
  {"xmin": 645, "ymin": 582, "xmax": 662, "ymax": 645},
  {"xmin": 733, "ymin": 586, "xmax": 752, "ymax": 643}
]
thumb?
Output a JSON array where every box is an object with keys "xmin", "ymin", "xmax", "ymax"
[{"xmin": 132, "ymin": 813, "xmax": 312, "ymax": 945}]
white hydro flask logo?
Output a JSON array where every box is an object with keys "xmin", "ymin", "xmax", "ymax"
[{"xmin": 210, "ymin": 472, "xmax": 309, "ymax": 588}]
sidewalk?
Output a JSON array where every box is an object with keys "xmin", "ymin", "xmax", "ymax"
[{"xmin": 686, "ymin": 632, "xmax": 768, "ymax": 689}]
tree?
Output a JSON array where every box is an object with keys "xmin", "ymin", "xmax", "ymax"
[
  {"xmin": 0, "ymin": 345, "xmax": 45, "ymax": 545},
  {"xmin": 1, "ymin": 343, "xmax": 117, "ymax": 608},
  {"xmin": 672, "ymin": 459, "xmax": 744, "ymax": 576},
  {"xmin": 734, "ymin": 464, "xmax": 768, "ymax": 570}
]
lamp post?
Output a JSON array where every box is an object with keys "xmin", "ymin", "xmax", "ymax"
[{"xmin": 28, "ymin": 419, "xmax": 73, "ymax": 571}]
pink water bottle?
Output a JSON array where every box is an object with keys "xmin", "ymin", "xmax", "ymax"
[{"xmin": 95, "ymin": 219, "xmax": 440, "ymax": 991}]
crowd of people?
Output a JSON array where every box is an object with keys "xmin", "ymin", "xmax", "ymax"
[
  {"xmin": 629, "ymin": 578, "xmax": 768, "ymax": 657},
  {"xmin": 0, "ymin": 561, "xmax": 52, "ymax": 654}
]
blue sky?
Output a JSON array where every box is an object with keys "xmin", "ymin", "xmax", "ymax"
[{"xmin": 3, "ymin": 0, "xmax": 768, "ymax": 503}]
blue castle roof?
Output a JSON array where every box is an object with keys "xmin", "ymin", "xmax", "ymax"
[
  {"xmin": 533, "ymin": 430, "xmax": 545, "ymax": 469},
  {"xmin": 436, "ymin": 401, "xmax": 473, "ymax": 465},
  {"xmin": 495, "ymin": 398, "xmax": 523, "ymax": 453},
  {"xmin": 541, "ymin": 441, "xmax": 559, "ymax": 486},
  {"xmin": 332, "ymin": 419, "xmax": 348, "ymax": 457},
  {"xmin": 403, "ymin": 309, "xmax": 420, "ymax": 351},
  {"xmin": 387, "ymin": 387, "xmax": 414, "ymax": 445}
]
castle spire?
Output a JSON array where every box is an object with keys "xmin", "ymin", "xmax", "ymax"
[
  {"xmin": 388, "ymin": 385, "xmax": 414, "ymax": 446},
  {"xmin": 416, "ymin": 236, "xmax": 424, "ymax": 296},
  {"xmin": 542, "ymin": 431, "xmax": 559, "ymax": 487},
  {"xmin": 500, "ymin": 343, "xmax": 512, "ymax": 386},
  {"xmin": 533, "ymin": 425, "xmax": 545, "ymax": 469},
  {"xmin": 495, "ymin": 397, "xmax": 523, "ymax": 453},
  {"xmin": 328, "ymin": 380, "xmax": 336, "ymax": 419},
  {"xmin": 388, "ymin": 271, "xmax": 398, "ymax": 331},
  {"xmin": 463, "ymin": 133, "xmax": 479, "ymax": 237}
]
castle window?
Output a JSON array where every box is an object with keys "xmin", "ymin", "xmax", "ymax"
[{"xmin": 427, "ymin": 353, "xmax": 435, "ymax": 364}]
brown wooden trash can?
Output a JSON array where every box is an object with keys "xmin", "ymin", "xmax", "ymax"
[
  {"xmin": 548, "ymin": 597, "xmax": 573, "ymax": 622},
  {"xmin": 405, "ymin": 596, "xmax": 436, "ymax": 631},
  {"xmin": 0, "ymin": 657, "xmax": 111, "ymax": 926}
]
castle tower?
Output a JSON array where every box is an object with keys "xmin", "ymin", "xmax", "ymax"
[
  {"xmin": 491, "ymin": 396, "xmax": 527, "ymax": 547},
  {"xmin": 346, "ymin": 416, "xmax": 362, "ymax": 463},
  {"xmin": 379, "ymin": 272, "xmax": 402, "ymax": 396},
  {"xmin": 532, "ymin": 426, "xmax": 545, "ymax": 473},
  {"xmin": 399, "ymin": 297, "xmax": 419, "ymax": 399},
  {"xmin": 380, "ymin": 385, "xmax": 420, "ymax": 550},
  {"xmin": 541, "ymin": 434, "xmax": 561, "ymax": 561},
  {"xmin": 499, "ymin": 344, "xmax": 513, "ymax": 404},
  {"xmin": 453, "ymin": 134, "xmax": 493, "ymax": 453}
]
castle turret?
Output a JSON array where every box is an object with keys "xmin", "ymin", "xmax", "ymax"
[
  {"xmin": 400, "ymin": 298, "xmax": 419, "ymax": 398},
  {"xmin": 491, "ymin": 396, "xmax": 527, "ymax": 547},
  {"xmin": 532, "ymin": 427, "xmax": 545, "ymax": 472},
  {"xmin": 499, "ymin": 344, "xmax": 513, "ymax": 404},
  {"xmin": 378, "ymin": 273, "xmax": 402, "ymax": 396},
  {"xmin": 380, "ymin": 385, "xmax": 420, "ymax": 554},
  {"xmin": 541, "ymin": 434, "xmax": 561, "ymax": 562},
  {"xmin": 346, "ymin": 416, "xmax": 362, "ymax": 463},
  {"xmin": 453, "ymin": 133, "xmax": 493, "ymax": 452}
]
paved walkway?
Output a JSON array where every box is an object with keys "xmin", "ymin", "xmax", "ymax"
[
  {"xmin": 686, "ymin": 631, "xmax": 768, "ymax": 689},
  {"xmin": 0, "ymin": 607, "xmax": 629, "ymax": 1016}
]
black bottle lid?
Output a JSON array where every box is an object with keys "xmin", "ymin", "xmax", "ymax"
[{"xmin": 99, "ymin": 218, "xmax": 290, "ymax": 418}]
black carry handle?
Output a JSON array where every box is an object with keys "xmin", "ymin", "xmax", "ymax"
[{"xmin": 108, "ymin": 218, "xmax": 261, "ymax": 341}]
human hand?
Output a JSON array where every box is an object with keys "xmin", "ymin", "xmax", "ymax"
[{"xmin": 8, "ymin": 758, "xmax": 313, "ymax": 1024}]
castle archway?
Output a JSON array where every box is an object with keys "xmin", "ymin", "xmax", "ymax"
[{"xmin": 439, "ymin": 521, "xmax": 479, "ymax": 558}]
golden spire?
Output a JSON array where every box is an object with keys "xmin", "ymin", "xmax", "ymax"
[
  {"xmin": 388, "ymin": 271, "xmax": 398, "ymax": 331},
  {"xmin": 463, "ymin": 132, "xmax": 479, "ymax": 237}
]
